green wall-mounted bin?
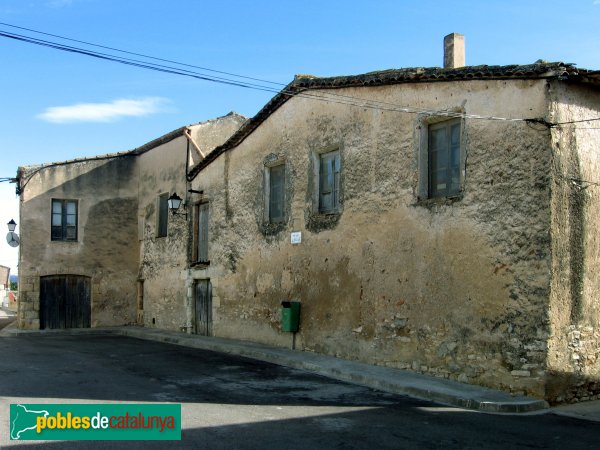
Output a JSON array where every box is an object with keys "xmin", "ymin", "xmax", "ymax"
[{"xmin": 281, "ymin": 301, "xmax": 301, "ymax": 332}]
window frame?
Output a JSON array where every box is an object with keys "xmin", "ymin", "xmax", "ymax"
[
  {"xmin": 416, "ymin": 115, "xmax": 465, "ymax": 201},
  {"xmin": 51, "ymin": 199, "xmax": 78, "ymax": 242},
  {"xmin": 428, "ymin": 118, "xmax": 462, "ymax": 199},
  {"xmin": 264, "ymin": 162, "xmax": 286, "ymax": 224},
  {"xmin": 192, "ymin": 201, "xmax": 210, "ymax": 266},
  {"xmin": 317, "ymin": 148, "xmax": 341, "ymax": 214},
  {"xmin": 156, "ymin": 193, "xmax": 169, "ymax": 238}
]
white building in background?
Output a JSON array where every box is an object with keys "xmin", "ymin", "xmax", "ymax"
[{"xmin": 0, "ymin": 265, "xmax": 10, "ymax": 308}]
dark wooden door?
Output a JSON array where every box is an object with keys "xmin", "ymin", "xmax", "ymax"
[
  {"xmin": 195, "ymin": 280, "xmax": 212, "ymax": 336},
  {"xmin": 40, "ymin": 275, "xmax": 91, "ymax": 329}
]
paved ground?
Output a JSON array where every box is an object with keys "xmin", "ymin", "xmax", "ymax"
[
  {"xmin": 0, "ymin": 334, "xmax": 599, "ymax": 449},
  {"xmin": 0, "ymin": 307, "xmax": 16, "ymax": 331}
]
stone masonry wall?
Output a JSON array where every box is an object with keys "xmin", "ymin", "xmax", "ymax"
[
  {"xmin": 547, "ymin": 81, "xmax": 600, "ymax": 403},
  {"xmin": 139, "ymin": 114, "xmax": 246, "ymax": 332},
  {"xmin": 137, "ymin": 135, "xmax": 189, "ymax": 331},
  {"xmin": 18, "ymin": 157, "xmax": 139, "ymax": 329},
  {"xmin": 191, "ymin": 79, "xmax": 554, "ymax": 398}
]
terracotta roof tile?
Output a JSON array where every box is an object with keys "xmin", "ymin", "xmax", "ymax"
[{"xmin": 188, "ymin": 62, "xmax": 591, "ymax": 180}]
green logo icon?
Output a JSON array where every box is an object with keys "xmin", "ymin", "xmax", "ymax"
[{"xmin": 10, "ymin": 404, "xmax": 181, "ymax": 441}]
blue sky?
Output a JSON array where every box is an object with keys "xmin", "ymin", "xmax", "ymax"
[{"xmin": 1, "ymin": 0, "xmax": 599, "ymax": 273}]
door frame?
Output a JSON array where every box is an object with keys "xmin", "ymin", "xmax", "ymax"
[
  {"xmin": 39, "ymin": 274, "xmax": 91, "ymax": 330},
  {"xmin": 194, "ymin": 279, "xmax": 212, "ymax": 336}
]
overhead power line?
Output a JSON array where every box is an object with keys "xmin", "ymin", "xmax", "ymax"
[
  {"xmin": 0, "ymin": 28, "xmax": 530, "ymax": 123},
  {"xmin": 0, "ymin": 31, "xmax": 282, "ymax": 93},
  {"xmin": 551, "ymin": 118, "xmax": 600, "ymax": 126},
  {"xmin": 0, "ymin": 21, "xmax": 285, "ymax": 88},
  {"xmin": 0, "ymin": 22, "xmax": 599, "ymax": 127}
]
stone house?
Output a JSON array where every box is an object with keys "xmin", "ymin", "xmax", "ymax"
[
  {"xmin": 183, "ymin": 53, "xmax": 600, "ymax": 402},
  {"xmin": 17, "ymin": 113, "xmax": 245, "ymax": 330},
  {"xmin": 7, "ymin": 291, "xmax": 18, "ymax": 312},
  {"xmin": 16, "ymin": 36, "xmax": 600, "ymax": 403},
  {"xmin": 0, "ymin": 265, "xmax": 9, "ymax": 308}
]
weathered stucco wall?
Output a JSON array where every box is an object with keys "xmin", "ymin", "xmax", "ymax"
[
  {"xmin": 547, "ymin": 81, "xmax": 600, "ymax": 402},
  {"xmin": 17, "ymin": 114, "xmax": 246, "ymax": 332},
  {"xmin": 18, "ymin": 157, "xmax": 139, "ymax": 329},
  {"xmin": 191, "ymin": 79, "xmax": 555, "ymax": 397},
  {"xmin": 139, "ymin": 114, "xmax": 246, "ymax": 332},
  {"xmin": 137, "ymin": 134, "xmax": 189, "ymax": 331},
  {"xmin": 188, "ymin": 112, "xmax": 247, "ymax": 166}
]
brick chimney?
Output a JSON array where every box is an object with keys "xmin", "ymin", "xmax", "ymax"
[{"xmin": 444, "ymin": 33, "xmax": 465, "ymax": 69}]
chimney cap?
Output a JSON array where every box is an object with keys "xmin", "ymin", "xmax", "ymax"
[{"xmin": 444, "ymin": 33, "xmax": 465, "ymax": 69}]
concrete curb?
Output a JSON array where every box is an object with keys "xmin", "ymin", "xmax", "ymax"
[
  {"xmin": 118, "ymin": 328, "xmax": 548, "ymax": 414},
  {"xmin": 4, "ymin": 326, "xmax": 549, "ymax": 414}
]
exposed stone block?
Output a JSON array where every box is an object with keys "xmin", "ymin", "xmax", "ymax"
[{"xmin": 511, "ymin": 370, "xmax": 532, "ymax": 377}]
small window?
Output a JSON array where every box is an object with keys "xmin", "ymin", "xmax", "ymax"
[
  {"xmin": 51, "ymin": 199, "xmax": 78, "ymax": 241},
  {"xmin": 428, "ymin": 119, "xmax": 461, "ymax": 198},
  {"xmin": 268, "ymin": 164, "xmax": 285, "ymax": 223},
  {"xmin": 157, "ymin": 193, "xmax": 168, "ymax": 238},
  {"xmin": 197, "ymin": 203, "xmax": 209, "ymax": 264},
  {"xmin": 319, "ymin": 150, "xmax": 340, "ymax": 213}
]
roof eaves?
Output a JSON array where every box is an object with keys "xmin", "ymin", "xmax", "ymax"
[
  {"xmin": 19, "ymin": 150, "xmax": 138, "ymax": 176},
  {"xmin": 19, "ymin": 127, "xmax": 187, "ymax": 175},
  {"xmin": 569, "ymin": 69, "xmax": 600, "ymax": 86},
  {"xmin": 189, "ymin": 62, "xmax": 584, "ymax": 180},
  {"xmin": 188, "ymin": 83, "xmax": 304, "ymax": 179},
  {"xmin": 20, "ymin": 112, "xmax": 251, "ymax": 175},
  {"xmin": 18, "ymin": 113, "xmax": 250, "ymax": 179}
]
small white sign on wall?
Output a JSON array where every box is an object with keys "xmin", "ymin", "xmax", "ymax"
[{"xmin": 291, "ymin": 231, "xmax": 302, "ymax": 245}]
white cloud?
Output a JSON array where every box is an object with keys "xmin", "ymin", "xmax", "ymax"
[{"xmin": 38, "ymin": 97, "xmax": 169, "ymax": 124}]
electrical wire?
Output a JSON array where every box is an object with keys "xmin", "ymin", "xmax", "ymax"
[
  {"xmin": 0, "ymin": 22, "xmax": 600, "ymax": 127},
  {"xmin": 3, "ymin": 25, "xmax": 600, "ymax": 128},
  {"xmin": 552, "ymin": 117, "xmax": 600, "ymax": 126},
  {"xmin": 557, "ymin": 174, "xmax": 600, "ymax": 189},
  {"xmin": 1, "ymin": 23, "xmax": 599, "ymax": 128},
  {"xmin": 0, "ymin": 21, "xmax": 286, "ymax": 87},
  {"xmin": 0, "ymin": 25, "xmax": 561, "ymax": 124},
  {"xmin": 0, "ymin": 31, "xmax": 283, "ymax": 93},
  {"xmin": 4, "ymin": 23, "xmax": 599, "ymax": 191}
]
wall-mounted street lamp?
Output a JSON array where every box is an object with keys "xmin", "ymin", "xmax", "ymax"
[
  {"xmin": 6, "ymin": 219, "xmax": 19, "ymax": 247},
  {"xmin": 167, "ymin": 193, "xmax": 187, "ymax": 218}
]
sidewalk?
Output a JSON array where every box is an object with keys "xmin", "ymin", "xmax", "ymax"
[
  {"xmin": 0, "ymin": 307, "xmax": 17, "ymax": 332},
  {"xmin": 3, "ymin": 324, "xmax": 600, "ymax": 421},
  {"xmin": 0, "ymin": 306, "xmax": 16, "ymax": 318}
]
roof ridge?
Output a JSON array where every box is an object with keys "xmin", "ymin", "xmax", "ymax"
[
  {"xmin": 20, "ymin": 111, "xmax": 248, "ymax": 171},
  {"xmin": 188, "ymin": 62, "xmax": 586, "ymax": 180}
]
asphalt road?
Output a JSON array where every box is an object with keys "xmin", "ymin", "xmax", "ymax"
[{"xmin": 0, "ymin": 335, "xmax": 597, "ymax": 449}]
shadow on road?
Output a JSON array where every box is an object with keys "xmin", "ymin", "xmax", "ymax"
[{"xmin": 1, "ymin": 334, "xmax": 598, "ymax": 449}]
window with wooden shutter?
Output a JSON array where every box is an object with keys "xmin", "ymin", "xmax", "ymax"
[
  {"xmin": 268, "ymin": 164, "xmax": 285, "ymax": 223},
  {"xmin": 319, "ymin": 149, "xmax": 340, "ymax": 213},
  {"xmin": 197, "ymin": 202, "xmax": 209, "ymax": 264},
  {"xmin": 157, "ymin": 193, "xmax": 168, "ymax": 238},
  {"xmin": 51, "ymin": 199, "xmax": 78, "ymax": 241},
  {"xmin": 428, "ymin": 119, "xmax": 462, "ymax": 198}
]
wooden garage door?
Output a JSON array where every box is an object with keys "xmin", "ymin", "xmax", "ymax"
[{"xmin": 40, "ymin": 275, "xmax": 91, "ymax": 329}]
